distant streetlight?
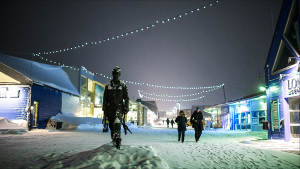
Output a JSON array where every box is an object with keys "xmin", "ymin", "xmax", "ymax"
[
  {"xmin": 259, "ymin": 86, "xmax": 266, "ymax": 92},
  {"xmin": 176, "ymin": 102, "xmax": 181, "ymax": 113}
]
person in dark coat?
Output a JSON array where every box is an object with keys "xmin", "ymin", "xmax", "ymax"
[
  {"xmin": 190, "ymin": 107, "xmax": 203, "ymax": 142},
  {"xmin": 102, "ymin": 66, "xmax": 129, "ymax": 149},
  {"xmin": 166, "ymin": 118, "xmax": 170, "ymax": 128},
  {"xmin": 170, "ymin": 119, "xmax": 175, "ymax": 128},
  {"xmin": 175, "ymin": 111, "xmax": 188, "ymax": 143}
]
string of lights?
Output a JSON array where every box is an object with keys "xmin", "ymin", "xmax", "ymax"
[
  {"xmin": 32, "ymin": 0, "xmax": 220, "ymax": 57},
  {"xmin": 36, "ymin": 55, "xmax": 224, "ymax": 90},
  {"xmin": 138, "ymin": 90, "xmax": 206, "ymax": 102},
  {"xmin": 138, "ymin": 87, "xmax": 221, "ymax": 98}
]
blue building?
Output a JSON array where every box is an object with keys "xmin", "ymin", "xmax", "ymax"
[
  {"xmin": 0, "ymin": 54, "xmax": 80, "ymax": 128},
  {"xmin": 227, "ymin": 94, "xmax": 267, "ymax": 131},
  {"xmin": 264, "ymin": 0, "xmax": 299, "ymax": 141}
]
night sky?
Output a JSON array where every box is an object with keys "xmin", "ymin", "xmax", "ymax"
[{"xmin": 0, "ymin": 0, "xmax": 282, "ymax": 111}]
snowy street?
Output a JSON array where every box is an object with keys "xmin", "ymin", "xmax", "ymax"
[{"xmin": 0, "ymin": 126, "xmax": 299, "ymax": 169}]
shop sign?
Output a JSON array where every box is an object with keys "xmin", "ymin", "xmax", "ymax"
[
  {"xmin": 271, "ymin": 100, "xmax": 280, "ymax": 131},
  {"xmin": 284, "ymin": 73, "xmax": 300, "ymax": 97}
]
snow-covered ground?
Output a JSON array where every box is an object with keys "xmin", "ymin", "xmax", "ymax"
[{"xmin": 0, "ymin": 119, "xmax": 299, "ymax": 169}]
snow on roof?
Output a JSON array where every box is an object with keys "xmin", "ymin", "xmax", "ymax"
[{"xmin": 0, "ymin": 54, "xmax": 79, "ymax": 96}]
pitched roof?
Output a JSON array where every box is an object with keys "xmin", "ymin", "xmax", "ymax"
[{"xmin": 0, "ymin": 54, "xmax": 80, "ymax": 96}]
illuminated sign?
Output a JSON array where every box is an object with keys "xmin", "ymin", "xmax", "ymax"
[{"xmin": 284, "ymin": 73, "xmax": 300, "ymax": 97}]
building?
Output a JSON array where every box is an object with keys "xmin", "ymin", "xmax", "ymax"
[
  {"xmin": 0, "ymin": 54, "xmax": 80, "ymax": 128},
  {"xmin": 227, "ymin": 93, "xmax": 267, "ymax": 131},
  {"xmin": 264, "ymin": 0, "xmax": 299, "ymax": 141},
  {"xmin": 204, "ymin": 105, "xmax": 223, "ymax": 128},
  {"xmin": 203, "ymin": 93, "xmax": 267, "ymax": 131},
  {"xmin": 137, "ymin": 99, "xmax": 158, "ymax": 125},
  {"xmin": 0, "ymin": 54, "xmax": 152, "ymax": 129},
  {"xmin": 63, "ymin": 66, "xmax": 105, "ymax": 118}
]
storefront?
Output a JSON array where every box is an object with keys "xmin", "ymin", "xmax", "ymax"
[
  {"xmin": 282, "ymin": 72, "xmax": 300, "ymax": 139},
  {"xmin": 221, "ymin": 105, "xmax": 230, "ymax": 130},
  {"xmin": 264, "ymin": 0, "xmax": 299, "ymax": 141},
  {"xmin": 204, "ymin": 105, "xmax": 222, "ymax": 128},
  {"xmin": 228, "ymin": 101, "xmax": 251, "ymax": 130},
  {"xmin": 228, "ymin": 94, "xmax": 267, "ymax": 131},
  {"xmin": 249, "ymin": 96, "xmax": 267, "ymax": 131},
  {"xmin": 64, "ymin": 66, "xmax": 105, "ymax": 118}
]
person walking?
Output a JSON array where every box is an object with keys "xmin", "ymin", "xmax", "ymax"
[
  {"xmin": 170, "ymin": 119, "xmax": 175, "ymax": 128},
  {"xmin": 190, "ymin": 107, "xmax": 203, "ymax": 142},
  {"xmin": 175, "ymin": 111, "xmax": 187, "ymax": 143},
  {"xmin": 166, "ymin": 118, "xmax": 170, "ymax": 128}
]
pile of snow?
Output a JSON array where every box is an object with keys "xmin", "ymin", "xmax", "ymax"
[
  {"xmin": 51, "ymin": 113, "xmax": 103, "ymax": 125},
  {"xmin": 0, "ymin": 117, "xmax": 26, "ymax": 129},
  {"xmin": 0, "ymin": 117, "xmax": 27, "ymax": 134},
  {"xmin": 77, "ymin": 123, "xmax": 103, "ymax": 132},
  {"xmin": 35, "ymin": 144, "xmax": 169, "ymax": 169},
  {"xmin": 50, "ymin": 114, "xmax": 104, "ymax": 130}
]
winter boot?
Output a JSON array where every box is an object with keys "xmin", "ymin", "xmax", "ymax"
[{"xmin": 116, "ymin": 138, "xmax": 121, "ymax": 149}]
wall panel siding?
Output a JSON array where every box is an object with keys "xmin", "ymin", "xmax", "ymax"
[
  {"xmin": 0, "ymin": 86, "xmax": 29, "ymax": 120},
  {"xmin": 31, "ymin": 84, "xmax": 62, "ymax": 129}
]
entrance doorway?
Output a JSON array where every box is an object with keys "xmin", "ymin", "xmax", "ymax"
[{"xmin": 289, "ymin": 97, "xmax": 300, "ymax": 138}]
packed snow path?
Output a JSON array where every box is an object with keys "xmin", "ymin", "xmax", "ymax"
[{"xmin": 0, "ymin": 127, "xmax": 299, "ymax": 169}]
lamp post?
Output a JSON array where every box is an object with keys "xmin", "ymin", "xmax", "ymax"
[
  {"xmin": 176, "ymin": 102, "xmax": 181, "ymax": 114},
  {"xmin": 222, "ymin": 85, "xmax": 227, "ymax": 103}
]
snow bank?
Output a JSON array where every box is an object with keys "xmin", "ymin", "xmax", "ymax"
[
  {"xmin": 77, "ymin": 124, "xmax": 103, "ymax": 132},
  {"xmin": 50, "ymin": 113, "xmax": 103, "ymax": 125},
  {"xmin": 0, "ymin": 117, "xmax": 27, "ymax": 134},
  {"xmin": 0, "ymin": 117, "xmax": 26, "ymax": 129},
  {"xmin": 34, "ymin": 144, "xmax": 169, "ymax": 169}
]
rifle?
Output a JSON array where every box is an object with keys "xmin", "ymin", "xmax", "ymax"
[
  {"xmin": 102, "ymin": 115, "xmax": 108, "ymax": 132},
  {"xmin": 121, "ymin": 114, "xmax": 132, "ymax": 135}
]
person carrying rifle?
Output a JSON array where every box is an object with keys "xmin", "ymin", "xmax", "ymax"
[{"xmin": 102, "ymin": 66, "xmax": 129, "ymax": 149}]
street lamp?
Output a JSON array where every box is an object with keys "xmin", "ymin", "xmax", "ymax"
[
  {"xmin": 176, "ymin": 102, "xmax": 181, "ymax": 113},
  {"xmin": 259, "ymin": 86, "xmax": 266, "ymax": 92}
]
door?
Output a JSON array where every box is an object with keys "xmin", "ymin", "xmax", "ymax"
[{"xmin": 289, "ymin": 97, "xmax": 300, "ymax": 138}]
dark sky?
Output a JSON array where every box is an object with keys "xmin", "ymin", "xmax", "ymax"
[{"xmin": 0, "ymin": 0, "xmax": 282, "ymax": 111}]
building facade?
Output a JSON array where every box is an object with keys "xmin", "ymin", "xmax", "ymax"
[
  {"xmin": 204, "ymin": 93, "xmax": 267, "ymax": 131},
  {"xmin": 264, "ymin": 0, "xmax": 299, "ymax": 141},
  {"xmin": 0, "ymin": 54, "xmax": 80, "ymax": 128},
  {"xmin": 228, "ymin": 94, "xmax": 267, "ymax": 131}
]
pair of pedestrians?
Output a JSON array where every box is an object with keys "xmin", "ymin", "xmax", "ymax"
[{"xmin": 175, "ymin": 108, "xmax": 203, "ymax": 143}]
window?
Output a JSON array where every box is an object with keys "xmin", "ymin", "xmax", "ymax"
[
  {"xmin": 284, "ymin": 0, "xmax": 300, "ymax": 53},
  {"xmin": 80, "ymin": 76, "xmax": 88, "ymax": 98},
  {"xmin": 272, "ymin": 41, "xmax": 296, "ymax": 73},
  {"xmin": 0, "ymin": 87, "xmax": 20, "ymax": 98},
  {"xmin": 0, "ymin": 87, "xmax": 7, "ymax": 98},
  {"xmin": 272, "ymin": 1, "xmax": 299, "ymax": 73}
]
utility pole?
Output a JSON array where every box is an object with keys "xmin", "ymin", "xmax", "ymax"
[{"xmin": 222, "ymin": 85, "xmax": 227, "ymax": 103}]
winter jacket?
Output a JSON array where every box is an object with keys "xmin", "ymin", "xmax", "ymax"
[
  {"xmin": 102, "ymin": 80, "xmax": 129, "ymax": 118},
  {"xmin": 171, "ymin": 120, "xmax": 175, "ymax": 124},
  {"xmin": 175, "ymin": 116, "xmax": 188, "ymax": 131},
  {"xmin": 190, "ymin": 111, "xmax": 203, "ymax": 128}
]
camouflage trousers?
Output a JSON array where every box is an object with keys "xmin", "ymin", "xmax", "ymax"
[{"xmin": 108, "ymin": 111, "xmax": 122, "ymax": 142}]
